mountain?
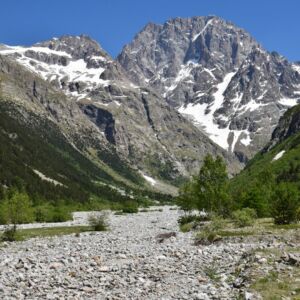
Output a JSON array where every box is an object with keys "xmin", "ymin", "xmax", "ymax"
[
  {"xmin": 118, "ymin": 16, "xmax": 300, "ymax": 162},
  {"xmin": 0, "ymin": 53, "xmax": 149, "ymax": 203},
  {"xmin": 0, "ymin": 34, "xmax": 240, "ymax": 197}
]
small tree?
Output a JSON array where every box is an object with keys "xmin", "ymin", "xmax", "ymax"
[
  {"xmin": 176, "ymin": 181, "xmax": 197, "ymax": 213},
  {"xmin": 0, "ymin": 190, "xmax": 34, "ymax": 232},
  {"xmin": 241, "ymin": 184, "xmax": 269, "ymax": 218},
  {"xmin": 194, "ymin": 155, "xmax": 231, "ymax": 216},
  {"xmin": 272, "ymin": 183, "xmax": 299, "ymax": 225}
]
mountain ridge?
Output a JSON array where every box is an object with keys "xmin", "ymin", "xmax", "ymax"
[
  {"xmin": 0, "ymin": 31, "xmax": 241, "ymax": 196},
  {"xmin": 1, "ymin": 15, "xmax": 299, "ymax": 197}
]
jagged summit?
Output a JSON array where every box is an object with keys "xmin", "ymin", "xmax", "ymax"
[
  {"xmin": 117, "ymin": 16, "xmax": 300, "ymax": 161},
  {"xmin": 0, "ymin": 34, "xmax": 127, "ymax": 100},
  {"xmin": 34, "ymin": 34, "xmax": 109, "ymax": 60}
]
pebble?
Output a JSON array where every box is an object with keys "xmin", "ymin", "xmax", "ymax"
[{"xmin": 0, "ymin": 206, "xmax": 292, "ymax": 299}]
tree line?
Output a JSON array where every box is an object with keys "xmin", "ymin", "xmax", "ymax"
[{"xmin": 176, "ymin": 154, "xmax": 300, "ymax": 225}]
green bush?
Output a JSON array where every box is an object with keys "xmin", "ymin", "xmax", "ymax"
[
  {"xmin": 297, "ymin": 207, "xmax": 300, "ymax": 221},
  {"xmin": 194, "ymin": 216, "xmax": 226, "ymax": 245},
  {"xmin": 209, "ymin": 215, "xmax": 227, "ymax": 231},
  {"xmin": 88, "ymin": 212, "xmax": 109, "ymax": 231},
  {"xmin": 1, "ymin": 227, "xmax": 18, "ymax": 242},
  {"xmin": 34, "ymin": 205, "xmax": 72, "ymax": 223},
  {"xmin": 122, "ymin": 201, "xmax": 138, "ymax": 214},
  {"xmin": 178, "ymin": 214, "xmax": 210, "ymax": 226},
  {"xmin": 272, "ymin": 183, "xmax": 300, "ymax": 225},
  {"xmin": 51, "ymin": 207, "xmax": 72, "ymax": 222},
  {"xmin": 239, "ymin": 186, "xmax": 270, "ymax": 218},
  {"xmin": 180, "ymin": 222, "xmax": 194, "ymax": 232},
  {"xmin": 195, "ymin": 226, "xmax": 221, "ymax": 245},
  {"xmin": 232, "ymin": 208, "xmax": 257, "ymax": 227},
  {"xmin": 0, "ymin": 191, "xmax": 34, "ymax": 225}
]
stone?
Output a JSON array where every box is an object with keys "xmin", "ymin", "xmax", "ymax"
[
  {"xmin": 49, "ymin": 262, "xmax": 63, "ymax": 270},
  {"xmin": 197, "ymin": 275, "xmax": 207, "ymax": 283},
  {"xmin": 99, "ymin": 266, "xmax": 110, "ymax": 272}
]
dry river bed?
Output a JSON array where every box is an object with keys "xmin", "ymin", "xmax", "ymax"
[{"xmin": 0, "ymin": 206, "xmax": 297, "ymax": 299}]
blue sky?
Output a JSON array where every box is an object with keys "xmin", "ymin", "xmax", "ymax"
[{"xmin": 0, "ymin": 0, "xmax": 299, "ymax": 61}]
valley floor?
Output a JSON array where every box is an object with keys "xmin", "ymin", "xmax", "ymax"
[{"xmin": 0, "ymin": 207, "xmax": 299, "ymax": 299}]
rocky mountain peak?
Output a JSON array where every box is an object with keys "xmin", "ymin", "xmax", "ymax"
[
  {"xmin": 34, "ymin": 34, "xmax": 109, "ymax": 61},
  {"xmin": 117, "ymin": 16, "xmax": 300, "ymax": 163}
]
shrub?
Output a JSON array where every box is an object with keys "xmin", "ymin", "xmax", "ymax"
[
  {"xmin": 297, "ymin": 207, "xmax": 300, "ymax": 222},
  {"xmin": 1, "ymin": 227, "xmax": 18, "ymax": 242},
  {"xmin": 272, "ymin": 183, "xmax": 300, "ymax": 225},
  {"xmin": 232, "ymin": 208, "xmax": 257, "ymax": 227},
  {"xmin": 34, "ymin": 205, "xmax": 72, "ymax": 223},
  {"xmin": 180, "ymin": 222, "xmax": 194, "ymax": 233},
  {"xmin": 51, "ymin": 207, "xmax": 72, "ymax": 223},
  {"xmin": 0, "ymin": 191, "xmax": 34, "ymax": 225},
  {"xmin": 178, "ymin": 213, "xmax": 210, "ymax": 226},
  {"xmin": 122, "ymin": 201, "xmax": 138, "ymax": 214},
  {"xmin": 195, "ymin": 226, "xmax": 221, "ymax": 245},
  {"xmin": 178, "ymin": 214, "xmax": 199, "ymax": 226},
  {"xmin": 34, "ymin": 206, "xmax": 47, "ymax": 222},
  {"xmin": 240, "ymin": 186, "xmax": 269, "ymax": 218},
  {"xmin": 209, "ymin": 215, "xmax": 227, "ymax": 231},
  {"xmin": 88, "ymin": 212, "xmax": 109, "ymax": 231},
  {"xmin": 194, "ymin": 216, "xmax": 226, "ymax": 245}
]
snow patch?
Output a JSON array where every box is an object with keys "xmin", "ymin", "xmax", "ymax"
[
  {"xmin": 0, "ymin": 45, "xmax": 72, "ymax": 58},
  {"xmin": 179, "ymin": 72, "xmax": 236, "ymax": 150},
  {"xmin": 33, "ymin": 169, "xmax": 64, "ymax": 186},
  {"xmin": 141, "ymin": 174, "xmax": 157, "ymax": 186},
  {"xmin": 0, "ymin": 45, "xmax": 110, "ymax": 99},
  {"xmin": 192, "ymin": 19, "xmax": 214, "ymax": 41},
  {"xmin": 292, "ymin": 64, "xmax": 300, "ymax": 73},
  {"xmin": 272, "ymin": 150, "xmax": 285, "ymax": 161},
  {"xmin": 279, "ymin": 98, "xmax": 298, "ymax": 107},
  {"xmin": 240, "ymin": 133, "xmax": 252, "ymax": 146}
]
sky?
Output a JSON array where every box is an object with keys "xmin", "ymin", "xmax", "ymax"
[{"xmin": 0, "ymin": 0, "xmax": 299, "ymax": 61}]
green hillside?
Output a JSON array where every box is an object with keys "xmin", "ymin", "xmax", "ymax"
[
  {"xmin": 0, "ymin": 100, "xmax": 146, "ymax": 205},
  {"xmin": 230, "ymin": 105, "xmax": 300, "ymax": 216}
]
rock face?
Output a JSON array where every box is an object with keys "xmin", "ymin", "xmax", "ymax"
[
  {"xmin": 265, "ymin": 104, "xmax": 300, "ymax": 151},
  {"xmin": 0, "ymin": 35, "xmax": 241, "ymax": 185},
  {"xmin": 118, "ymin": 16, "xmax": 300, "ymax": 162}
]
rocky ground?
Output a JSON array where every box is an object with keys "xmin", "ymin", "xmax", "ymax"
[{"xmin": 0, "ymin": 207, "xmax": 299, "ymax": 299}]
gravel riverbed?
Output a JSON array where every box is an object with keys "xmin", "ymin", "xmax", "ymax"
[{"xmin": 0, "ymin": 207, "xmax": 289, "ymax": 299}]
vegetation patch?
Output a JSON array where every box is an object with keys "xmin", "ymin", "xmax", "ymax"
[
  {"xmin": 232, "ymin": 208, "xmax": 257, "ymax": 228},
  {"xmin": 1, "ymin": 226, "xmax": 93, "ymax": 242},
  {"xmin": 88, "ymin": 212, "xmax": 109, "ymax": 231}
]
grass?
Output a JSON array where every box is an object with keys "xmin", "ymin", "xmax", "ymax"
[
  {"xmin": 192, "ymin": 216, "xmax": 300, "ymax": 240},
  {"xmin": 217, "ymin": 230, "xmax": 255, "ymax": 237},
  {"xmin": 180, "ymin": 222, "xmax": 194, "ymax": 233},
  {"xmin": 268, "ymin": 223, "xmax": 300, "ymax": 230},
  {"xmin": 251, "ymin": 269, "xmax": 300, "ymax": 299},
  {"xmin": 0, "ymin": 226, "xmax": 93, "ymax": 242},
  {"xmin": 247, "ymin": 247, "xmax": 300, "ymax": 299},
  {"xmin": 203, "ymin": 266, "xmax": 220, "ymax": 282}
]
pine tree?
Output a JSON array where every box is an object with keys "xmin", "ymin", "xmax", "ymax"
[{"xmin": 272, "ymin": 182, "xmax": 299, "ymax": 225}]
